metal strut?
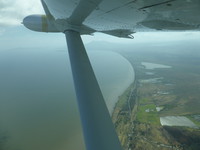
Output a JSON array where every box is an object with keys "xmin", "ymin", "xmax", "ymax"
[{"xmin": 64, "ymin": 30, "xmax": 122, "ymax": 150}]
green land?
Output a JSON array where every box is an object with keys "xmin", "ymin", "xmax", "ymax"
[{"xmin": 112, "ymin": 46, "xmax": 200, "ymax": 150}]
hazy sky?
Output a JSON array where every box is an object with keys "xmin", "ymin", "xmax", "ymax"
[{"xmin": 0, "ymin": 0, "xmax": 200, "ymax": 50}]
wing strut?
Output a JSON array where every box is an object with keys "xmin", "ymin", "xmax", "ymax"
[{"xmin": 64, "ymin": 30, "xmax": 122, "ymax": 150}]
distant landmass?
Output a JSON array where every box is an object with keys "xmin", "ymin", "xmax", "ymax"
[{"xmin": 110, "ymin": 40, "xmax": 200, "ymax": 150}]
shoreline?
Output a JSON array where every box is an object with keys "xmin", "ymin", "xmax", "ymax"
[{"xmin": 111, "ymin": 80, "xmax": 138, "ymax": 149}]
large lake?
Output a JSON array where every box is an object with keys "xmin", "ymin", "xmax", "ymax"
[{"xmin": 0, "ymin": 48, "xmax": 134, "ymax": 150}]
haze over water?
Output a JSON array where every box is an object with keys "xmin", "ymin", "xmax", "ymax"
[{"xmin": 0, "ymin": 48, "xmax": 134, "ymax": 150}]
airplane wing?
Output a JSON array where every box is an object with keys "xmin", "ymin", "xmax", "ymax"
[
  {"xmin": 24, "ymin": 0, "xmax": 200, "ymax": 37},
  {"xmin": 22, "ymin": 1, "xmax": 200, "ymax": 150}
]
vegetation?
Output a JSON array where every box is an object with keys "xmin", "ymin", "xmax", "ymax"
[
  {"xmin": 136, "ymin": 104, "xmax": 160, "ymax": 125},
  {"xmin": 112, "ymin": 44, "xmax": 200, "ymax": 150},
  {"xmin": 112, "ymin": 83, "xmax": 135, "ymax": 149}
]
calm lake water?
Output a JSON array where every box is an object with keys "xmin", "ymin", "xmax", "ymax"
[
  {"xmin": 0, "ymin": 48, "xmax": 134, "ymax": 150},
  {"xmin": 160, "ymin": 116, "xmax": 197, "ymax": 128}
]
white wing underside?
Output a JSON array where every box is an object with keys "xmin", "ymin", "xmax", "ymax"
[{"xmin": 43, "ymin": 0, "xmax": 200, "ymax": 37}]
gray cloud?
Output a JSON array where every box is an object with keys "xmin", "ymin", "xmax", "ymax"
[{"xmin": 0, "ymin": 0, "xmax": 43, "ymax": 27}]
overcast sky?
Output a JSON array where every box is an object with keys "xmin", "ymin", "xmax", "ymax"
[{"xmin": 0, "ymin": 0, "xmax": 200, "ymax": 50}]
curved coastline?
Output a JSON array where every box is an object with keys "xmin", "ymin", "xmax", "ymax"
[{"xmin": 88, "ymin": 50, "xmax": 135, "ymax": 113}]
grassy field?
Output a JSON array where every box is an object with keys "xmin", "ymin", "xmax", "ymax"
[{"xmin": 136, "ymin": 103, "xmax": 160, "ymax": 125}]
